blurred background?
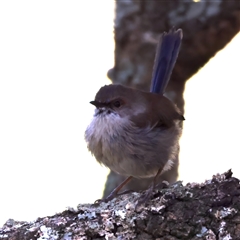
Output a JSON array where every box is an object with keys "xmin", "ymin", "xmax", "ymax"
[{"xmin": 0, "ymin": 1, "xmax": 240, "ymax": 226}]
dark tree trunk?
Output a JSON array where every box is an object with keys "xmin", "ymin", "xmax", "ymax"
[{"xmin": 103, "ymin": 0, "xmax": 240, "ymax": 198}]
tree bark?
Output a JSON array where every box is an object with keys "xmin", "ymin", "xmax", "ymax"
[
  {"xmin": 104, "ymin": 0, "xmax": 240, "ymax": 197},
  {"xmin": 1, "ymin": 170, "xmax": 240, "ymax": 240}
]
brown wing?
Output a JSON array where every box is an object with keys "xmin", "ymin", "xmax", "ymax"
[
  {"xmin": 152, "ymin": 95, "xmax": 184, "ymax": 128},
  {"xmin": 129, "ymin": 93, "xmax": 184, "ymax": 129}
]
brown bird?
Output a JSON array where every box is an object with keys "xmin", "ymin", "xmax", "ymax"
[{"xmin": 85, "ymin": 28, "xmax": 184, "ymax": 204}]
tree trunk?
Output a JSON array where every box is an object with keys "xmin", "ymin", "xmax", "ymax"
[{"xmin": 103, "ymin": 0, "xmax": 240, "ymax": 198}]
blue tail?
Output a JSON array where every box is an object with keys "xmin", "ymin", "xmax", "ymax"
[{"xmin": 150, "ymin": 28, "xmax": 182, "ymax": 94}]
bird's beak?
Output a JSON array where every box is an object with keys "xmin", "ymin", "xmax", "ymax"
[
  {"xmin": 90, "ymin": 100, "xmax": 98, "ymax": 106},
  {"xmin": 90, "ymin": 101, "xmax": 105, "ymax": 108}
]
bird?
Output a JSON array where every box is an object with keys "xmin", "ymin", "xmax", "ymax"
[{"xmin": 85, "ymin": 28, "xmax": 184, "ymax": 204}]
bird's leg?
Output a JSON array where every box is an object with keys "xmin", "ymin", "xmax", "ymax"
[
  {"xmin": 95, "ymin": 176, "xmax": 133, "ymax": 204},
  {"xmin": 136, "ymin": 168, "xmax": 162, "ymax": 206}
]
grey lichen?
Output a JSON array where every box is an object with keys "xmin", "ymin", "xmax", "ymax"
[{"xmin": 1, "ymin": 170, "xmax": 240, "ymax": 239}]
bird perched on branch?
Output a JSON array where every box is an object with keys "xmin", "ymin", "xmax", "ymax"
[{"xmin": 85, "ymin": 28, "xmax": 184, "ymax": 204}]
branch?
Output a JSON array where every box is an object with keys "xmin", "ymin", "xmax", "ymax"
[{"xmin": 1, "ymin": 170, "xmax": 240, "ymax": 239}]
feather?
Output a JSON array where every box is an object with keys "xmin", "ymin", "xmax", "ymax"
[{"xmin": 150, "ymin": 28, "xmax": 182, "ymax": 94}]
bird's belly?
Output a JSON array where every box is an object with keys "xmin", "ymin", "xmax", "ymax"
[{"xmin": 85, "ymin": 114, "xmax": 180, "ymax": 179}]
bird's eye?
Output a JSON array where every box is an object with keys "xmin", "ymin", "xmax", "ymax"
[{"xmin": 113, "ymin": 100, "xmax": 121, "ymax": 108}]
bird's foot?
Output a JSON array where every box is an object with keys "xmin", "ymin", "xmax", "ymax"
[
  {"xmin": 94, "ymin": 189, "xmax": 133, "ymax": 205},
  {"xmin": 135, "ymin": 180, "xmax": 169, "ymax": 210},
  {"xmin": 94, "ymin": 176, "xmax": 133, "ymax": 205},
  {"xmin": 135, "ymin": 186, "xmax": 154, "ymax": 209}
]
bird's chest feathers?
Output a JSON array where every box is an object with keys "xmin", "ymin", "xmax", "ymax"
[
  {"xmin": 91, "ymin": 113, "xmax": 123, "ymax": 137},
  {"xmin": 86, "ymin": 112, "xmax": 129, "ymax": 154}
]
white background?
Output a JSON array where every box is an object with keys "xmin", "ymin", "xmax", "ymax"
[{"xmin": 0, "ymin": 1, "xmax": 240, "ymax": 226}]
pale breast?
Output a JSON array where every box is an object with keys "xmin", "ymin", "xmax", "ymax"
[
  {"xmin": 85, "ymin": 111, "xmax": 129, "ymax": 166},
  {"xmin": 85, "ymin": 111, "xmax": 181, "ymax": 179}
]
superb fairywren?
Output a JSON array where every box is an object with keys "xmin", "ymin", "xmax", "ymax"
[{"xmin": 85, "ymin": 28, "xmax": 184, "ymax": 203}]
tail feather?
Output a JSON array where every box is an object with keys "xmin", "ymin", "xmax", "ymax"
[{"xmin": 150, "ymin": 28, "xmax": 182, "ymax": 94}]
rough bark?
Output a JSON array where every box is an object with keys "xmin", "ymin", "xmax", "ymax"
[
  {"xmin": 104, "ymin": 0, "xmax": 240, "ymax": 197},
  {"xmin": 1, "ymin": 170, "xmax": 240, "ymax": 240}
]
